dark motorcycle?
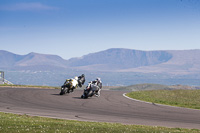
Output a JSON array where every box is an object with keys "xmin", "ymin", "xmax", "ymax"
[
  {"xmin": 60, "ymin": 80, "xmax": 73, "ymax": 95},
  {"xmin": 60, "ymin": 74, "xmax": 85, "ymax": 95}
]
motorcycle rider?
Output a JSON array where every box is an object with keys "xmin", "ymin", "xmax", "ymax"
[
  {"xmin": 90, "ymin": 77, "xmax": 102, "ymax": 97},
  {"xmin": 63, "ymin": 76, "xmax": 79, "ymax": 92},
  {"xmin": 78, "ymin": 74, "xmax": 85, "ymax": 87},
  {"xmin": 71, "ymin": 76, "xmax": 79, "ymax": 92}
]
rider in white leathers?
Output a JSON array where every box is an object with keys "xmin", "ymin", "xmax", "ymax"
[
  {"xmin": 70, "ymin": 76, "xmax": 78, "ymax": 91},
  {"xmin": 90, "ymin": 78, "xmax": 102, "ymax": 97}
]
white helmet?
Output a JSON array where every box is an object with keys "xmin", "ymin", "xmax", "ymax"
[
  {"xmin": 74, "ymin": 76, "xmax": 78, "ymax": 80},
  {"xmin": 96, "ymin": 77, "xmax": 101, "ymax": 82}
]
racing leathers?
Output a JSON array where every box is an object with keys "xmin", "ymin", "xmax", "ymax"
[
  {"xmin": 78, "ymin": 74, "xmax": 85, "ymax": 87},
  {"xmin": 90, "ymin": 78, "xmax": 102, "ymax": 97},
  {"xmin": 63, "ymin": 77, "xmax": 78, "ymax": 92}
]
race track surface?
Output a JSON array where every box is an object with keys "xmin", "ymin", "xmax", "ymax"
[{"xmin": 0, "ymin": 87, "xmax": 200, "ymax": 129}]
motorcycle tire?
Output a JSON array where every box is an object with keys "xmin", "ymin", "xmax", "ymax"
[
  {"xmin": 60, "ymin": 89, "xmax": 65, "ymax": 95},
  {"xmin": 60, "ymin": 87, "xmax": 68, "ymax": 95}
]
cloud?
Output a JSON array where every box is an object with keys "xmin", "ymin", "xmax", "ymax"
[{"xmin": 0, "ymin": 2, "xmax": 58, "ymax": 11}]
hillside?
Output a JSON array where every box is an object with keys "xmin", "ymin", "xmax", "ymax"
[
  {"xmin": 1, "ymin": 49, "xmax": 200, "ymax": 74},
  {"xmin": 0, "ymin": 50, "xmax": 24, "ymax": 68},
  {"xmin": 0, "ymin": 50, "xmax": 68, "ymax": 70},
  {"xmin": 66, "ymin": 48, "xmax": 200, "ymax": 75},
  {"xmin": 67, "ymin": 48, "xmax": 173, "ymax": 71},
  {"xmin": 1, "ymin": 49, "xmax": 200, "ymax": 86},
  {"xmin": 119, "ymin": 50, "xmax": 200, "ymax": 74}
]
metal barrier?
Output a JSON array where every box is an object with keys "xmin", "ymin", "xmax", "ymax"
[
  {"xmin": 0, "ymin": 71, "xmax": 14, "ymax": 85},
  {"xmin": 3, "ymin": 78, "xmax": 14, "ymax": 85}
]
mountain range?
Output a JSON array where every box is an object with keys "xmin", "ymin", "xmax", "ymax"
[
  {"xmin": 1, "ymin": 48, "xmax": 200, "ymax": 74},
  {"xmin": 1, "ymin": 48, "xmax": 200, "ymax": 86}
]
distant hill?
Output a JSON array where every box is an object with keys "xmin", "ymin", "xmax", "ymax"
[
  {"xmin": 0, "ymin": 50, "xmax": 24, "ymax": 68},
  {"xmin": 1, "ymin": 49, "xmax": 200, "ymax": 74},
  {"xmin": 66, "ymin": 48, "xmax": 200, "ymax": 75},
  {"xmin": 1, "ymin": 49, "xmax": 200, "ymax": 86},
  {"xmin": 0, "ymin": 50, "xmax": 68, "ymax": 70},
  {"xmin": 67, "ymin": 48, "xmax": 173, "ymax": 70},
  {"xmin": 120, "ymin": 49, "xmax": 200, "ymax": 74}
]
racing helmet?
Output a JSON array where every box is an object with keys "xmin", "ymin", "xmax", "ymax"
[
  {"xmin": 74, "ymin": 76, "xmax": 78, "ymax": 80},
  {"xmin": 96, "ymin": 77, "xmax": 101, "ymax": 82}
]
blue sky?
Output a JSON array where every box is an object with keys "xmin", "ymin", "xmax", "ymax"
[{"xmin": 1, "ymin": 0, "xmax": 200, "ymax": 59}]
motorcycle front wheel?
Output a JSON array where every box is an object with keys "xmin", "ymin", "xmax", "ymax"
[{"xmin": 60, "ymin": 87, "xmax": 69, "ymax": 95}]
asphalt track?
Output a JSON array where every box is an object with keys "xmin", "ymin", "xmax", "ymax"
[{"xmin": 0, "ymin": 87, "xmax": 200, "ymax": 129}]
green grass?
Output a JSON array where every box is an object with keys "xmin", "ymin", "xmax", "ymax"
[
  {"xmin": 126, "ymin": 89, "xmax": 200, "ymax": 109},
  {"xmin": 111, "ymin": 83, "xmax": 170, "ymax": 91},
  {"xmin": 0, "ymin": 112, "xmax": 199, "ymax": 133},
  {"xmin": 111, "ymin": 83, "xmax": 198, "ymax": 91},
  {"xmin": 0, "ymin": 84, "xmax": 60, "ymax": 89}
]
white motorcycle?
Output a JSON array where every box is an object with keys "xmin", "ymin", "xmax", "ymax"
[{"xmin": 81, "ymin": 82, "xmax": 101, "ymax": 99}]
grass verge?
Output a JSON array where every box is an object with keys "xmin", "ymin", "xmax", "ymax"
[
  {"xmin": 0, "ymin": 84, "xmax": 59, "ymax": 89},
  {"xmin": 0, "ymin": 112, "xmax": 199, "ymax": 133},
  {"xmin": 126, "ymin": 89, "xmax": 200, "ymax": 109}
]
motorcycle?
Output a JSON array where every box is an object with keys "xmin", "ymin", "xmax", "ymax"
[
  {"xmin": 81, "ymin": 82, "xmax": 100, "ymax": 99},
  {"xmin": 60, "ymin": 75, "xmax": 85, "ymax": 95},
  {"xmin": 60, "ymin": 80, "xmax": 73, "ymax": 95}
]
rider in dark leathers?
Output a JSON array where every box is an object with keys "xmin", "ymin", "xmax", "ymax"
[{"xmin": 78, "ymin": 74, "xmax": 85, "ymax": 87}]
